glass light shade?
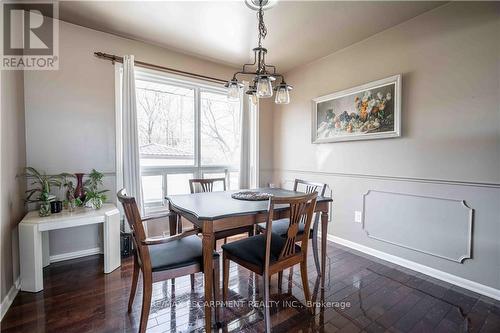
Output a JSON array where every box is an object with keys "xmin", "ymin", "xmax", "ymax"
[
  {"xmin": 256, "ymin": 77, "xmax": 273, "ymax": 98},
  {"xmin": 227, "ymin": 84, "xmax": 241, "ymax": 101},
  {"xmin": 275, "ymin": 86, "xmax": 290, "ymax": 104}
]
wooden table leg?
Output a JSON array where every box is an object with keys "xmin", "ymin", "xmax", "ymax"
[
  {"xmin": 321, "ymin": 211, "xmax": 329, "ymax": 289},
  {"xmin": 202, "ymin": 220, "xmax": 214, "ymax": 332},
  {"xmin": 169, "ymin": 212, "xmax": 178, "ymax": 236},
  {"xmin": 311, "ymin": 214, "xmax": 321, "ymax": 275}
]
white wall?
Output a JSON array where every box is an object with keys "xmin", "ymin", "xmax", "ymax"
[
  {"xmin": 272, "ymin": 2, "xmax": 500, "ymax": 295},
  {"xmin": 23, "ymin": 19, "xmax": 273, "ymax": 257},
  {"xmin": 1, "ymin": 69, "xmax": 26, "ymax": 311}
]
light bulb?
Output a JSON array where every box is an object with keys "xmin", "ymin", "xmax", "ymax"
[
  {"xmin": 256, "ymin": 76, "xmax": 273, "ymax": 98},
  {"xmin": 275, "ymin": 86, "xmax": 290, "ymax": 104}
]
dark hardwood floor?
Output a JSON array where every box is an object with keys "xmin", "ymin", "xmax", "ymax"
[{"xmin": 2, "ymin": 240, "xmax": 499, "ymax": 333}]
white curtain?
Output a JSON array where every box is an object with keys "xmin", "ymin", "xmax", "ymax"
[
  {"xmin": 239, "ymin": 84, "xmax": 251, "ymax": 189},
  {"xmin": 121, "ymin": 55, "xmax": 144, "ymax": 215}
]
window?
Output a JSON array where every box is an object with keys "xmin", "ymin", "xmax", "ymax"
[
  {"xmin": 135, "ymin": 70, "xmax": 246, "ymax": 214},
  {"xmin": 136, "ymin": 79, "xmax": 195, "ymax": 167}
]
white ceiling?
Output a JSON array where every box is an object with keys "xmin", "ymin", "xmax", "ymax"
[{"xmin": 59, "ymin": 1, "xmax": 444, "ymax": 72}]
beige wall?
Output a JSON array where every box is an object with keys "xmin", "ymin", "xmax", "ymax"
[
  {"xmin": 272, "ymin": 2, "xmax": 500, "ymax": 292},
  {"xmin": 258, "ymin": 98, "xmax": 274, "ymax": 186},
  {"xmin": 1, "ymin": 70, "xmax": 26, "ymax": 302},
  {"xmin": 23, "ymin": 19, "xmax": 273, "ymax": 256},
  {"xmin": 274, "ymin": 2, "xmax": 499, "ymax": 183}
]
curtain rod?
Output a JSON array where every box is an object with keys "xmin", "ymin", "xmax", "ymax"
[{"xmin": 94, "ymin": 52, "xmax": 227, "ymax": 85}]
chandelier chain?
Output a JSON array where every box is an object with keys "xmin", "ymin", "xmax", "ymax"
[{"xmin": 257, "ymin": 3, "xmax": 267, "ymax": 47}]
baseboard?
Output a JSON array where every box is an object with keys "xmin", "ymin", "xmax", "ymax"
[
  {"xmin": 49, "ymin": 247, "xmax": 102, "ymax": 263},
  {"xmin": 0, "ymin": 277, "xmax": 20, "ymax": 321},
  {"xmin": 327, "ymin": 234, "xmax": 500, "ymax": 301}
]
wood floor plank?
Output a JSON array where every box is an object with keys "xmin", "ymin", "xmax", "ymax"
[{"xmin": 2, "ymin": 242, "xmax": 499, "ymax": 333}]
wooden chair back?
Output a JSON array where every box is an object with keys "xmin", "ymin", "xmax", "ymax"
[
  {"xmin": 264, "ymin": 193, "xmax": 318, "ymax": 263},
  {"xmin": 294, "ymin": 179, "xmax": 327, "ymax": 197},
  {"xmin": 189, "ymin": 178, "xmax": 226, "ymax": 194},
  {"xmin": 117, "ymin": 189, "xmax": 151, "ymax": 267}
]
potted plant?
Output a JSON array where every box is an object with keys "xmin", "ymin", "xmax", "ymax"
[
  {"xmin": 24, "ymin": 167, "xmax": 64, "ymax": 217},
  {"xmin": 84, "ymin": 169, "xmax": 108, "ymax": 210}
]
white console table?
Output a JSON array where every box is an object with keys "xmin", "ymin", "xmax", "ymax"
[{"xmin": 19, "ymin": 204, "xmax": 121, "ymax": 292}]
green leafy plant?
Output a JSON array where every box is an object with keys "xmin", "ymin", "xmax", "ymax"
[
  {"xmin": 23, "ymin": 167, "xmax": 64, "ymax": 217},
  {"xmin": 75, "ymin": 197, "xmax": 83, "ymax": 207},
  {"xmin": 83, "ymin": 169, "xmax": 108, "ymax": 209}
]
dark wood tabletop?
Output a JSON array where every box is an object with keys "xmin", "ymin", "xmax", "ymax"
[{"xmin": 166, "ymin": 187, "xmax": 332, "ymax": 220}]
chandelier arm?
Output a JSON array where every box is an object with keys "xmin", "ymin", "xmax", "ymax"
[
  {"xmin": 233, "ymin": 71, "xmax": 286, "ymax": 79},
  {"xmin": 242, "ymin": 50, "xmax": 258, "ymax": 72},
  {"xmin": 264, "ymin": 64, "xmax": 277, "ymax": 75},
  {"xmin": 242, "ymin": 63, "xmax": 257, "ymax": 72},
  {"xmin": 271, "ymin": 74, "xmax": 290, "ymax": 85},
  {"xmin": 232, "ymin": 71, "xmax": 261, "ymax": 78}
]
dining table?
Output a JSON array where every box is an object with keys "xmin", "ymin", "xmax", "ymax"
[{"xmin": 166, "ymin": 187, "xmax": 332, "ymax": 332}]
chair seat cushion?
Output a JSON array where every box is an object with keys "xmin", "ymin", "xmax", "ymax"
[
  {"xmin": 148, "ymin": 235, "xmax": 218, "ymax": 272},
  {"xmin": 221, "ymin": 233, "xmax": 301, "ymax": 269},
  {"xmin": 257, "ymin": 218, "xmax": 310, "ymax": 238}
]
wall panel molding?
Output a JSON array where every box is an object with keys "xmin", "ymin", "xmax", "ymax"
[
  {"xmin": 270, "ymin": 168, "xmax": 500, "ymax": 189},
  {"xmin": 362, "ymin": 190, "xmax": 473, "ymax": 263}
]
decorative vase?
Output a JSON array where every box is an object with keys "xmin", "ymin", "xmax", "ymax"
[
  {"xmin": 74, "ymin": 173, "xmax": 85, "ymax": 201},
  {"xmin": 39, "ymin": 201, "xmax": 51, "ymax": 217}
]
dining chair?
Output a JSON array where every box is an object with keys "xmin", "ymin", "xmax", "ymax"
[
  {"xmin": 256, "ymin": 179, "xmax": 327, "ymax": 277},
  {"xmin": 117, "ymin": 189, "xmax": 220, "ymax": 333},
  {"xmin": 189, "ymin": 177, "xmax": 254, "ymax": 247},
  {"xmin": 222, "ymin": 192, "xmax": 318, "ymax": 332},
  {"xmin": 189, "ymin": 177, "xmax": 227, "ymax": 194}
]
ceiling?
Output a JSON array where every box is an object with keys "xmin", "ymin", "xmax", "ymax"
[{"xmin": 59, "ymin": 1, "xmax": 444, "ymax": 72}]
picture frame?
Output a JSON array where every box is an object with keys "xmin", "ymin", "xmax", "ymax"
[{"xmin": 312, "ymin": 74, "xmax": 401, "ymax": 143}]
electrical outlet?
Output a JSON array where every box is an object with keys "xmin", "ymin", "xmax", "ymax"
[{"xmin": 354, "ymin": 211, "xmax": 362, "ymax": 223}]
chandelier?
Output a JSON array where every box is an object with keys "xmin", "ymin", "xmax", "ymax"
[{"xmin": 225, "ymin": 0, "xmax": 292, "ymax": 105}]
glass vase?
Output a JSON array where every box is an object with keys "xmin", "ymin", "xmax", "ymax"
[{"xmin": 39, "ymin": 202, "xmax": 51, "ymax": 217}]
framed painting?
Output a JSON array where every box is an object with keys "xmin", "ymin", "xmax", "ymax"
[{"xmin": 312, "ymin": 74, "xmax": 401, "ymax": 143}]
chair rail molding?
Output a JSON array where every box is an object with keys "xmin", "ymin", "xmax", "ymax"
[
  {"xmin": 362, "ymin": 190, "xmax": 474, "ymax": 263},
  {"xmin": 271, "ymin": 168, "xmax": 500, "ymax": 189}
]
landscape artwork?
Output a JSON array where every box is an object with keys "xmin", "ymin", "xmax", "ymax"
[{"xmin": 312, "ymin": 75, "xmax": 401, "ymax": 143}]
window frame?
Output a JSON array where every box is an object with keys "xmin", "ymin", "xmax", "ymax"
[{"xmin": 133, "ymin": 68, "xmax": 244, "ymax": 214}]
